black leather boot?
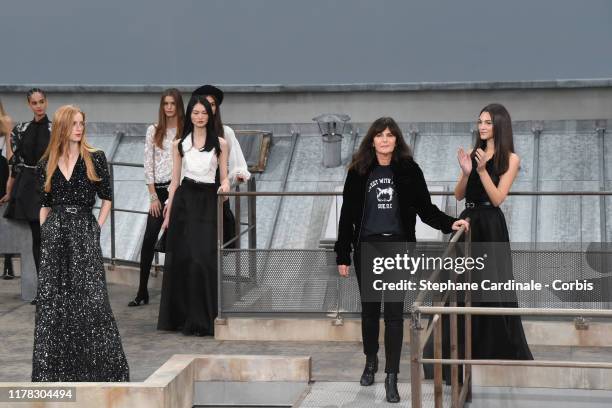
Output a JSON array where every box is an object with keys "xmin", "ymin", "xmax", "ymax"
[
  {"xmin": 359, "ymin": 355, "xmax": 378, "ymax": 386},
  {"xmin": 385, "ymin": 373, "xmax": 400, "ymax": 403},
  {"xmin": 128, "ymin": 291, "xmax": 149, "ymax": 307},
  {"xmin": 3, "ymin": 256, "xmax": 14, "ymax": 280}
]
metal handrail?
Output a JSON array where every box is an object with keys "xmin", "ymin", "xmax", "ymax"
[
  {"xmin": 221, "ymin": 190, "xmax": 612, "ymax": 196},
  {"xmin": 409, "ymin": 224, "xmax": 612, "ymax": 408},
  {"xmin": 104, "ymin": 160, "xmax": 256, "ymax": 265}
]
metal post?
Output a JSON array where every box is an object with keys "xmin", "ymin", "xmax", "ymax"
[
  {"xmin": 596, "ymin": 122, "xmax": 607, "ymax": 243},
  {"xmin": 109, "ymin": 164, "xmax": 116, "ymax": 267},
  {"xmin": 410, "ymin": 311, "xmax": 423, "ymax": 408},
  {"xmin": 450, "ymin": 248, "xmax": 459, "ymax": 407},
  {"xmin": 234, "ymin": 184, "xmax": 241, "ymax": 249},
  {"xmin": 248, "ymin": 178, "xmax": 257, "ymax": 282},
  {"xmin": 464, "ymin": 227, "xmax": 472, "ymax": 403},
  {"xmin": 531, "ymin": 122, "xmax": 543, "ymax": 245},
  {"xmin": 216, "ymin": 194, "xmax": 225, "ymax": 323},
  {"xmin": 409, "ymin": 125, "xmax": 419, "ymax": 158},
  {"xmin": 434, "ymin": 299, "xmax": 443, "ymax": 408}
]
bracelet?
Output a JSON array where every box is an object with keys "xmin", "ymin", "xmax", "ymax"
[{"xmin": 149, "ymin": 193, "xmax": 159, "ymax": 203}]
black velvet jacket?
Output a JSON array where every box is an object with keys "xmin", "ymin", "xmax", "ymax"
[{"xmin": 334, "ymin": 158, "xmax": 458, "ymax": 265}]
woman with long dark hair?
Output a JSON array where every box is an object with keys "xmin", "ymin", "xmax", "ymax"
[
  {"xmin": 128, "ymin": 88, "xmax": 184, "ymax": 307},
  {"xmin": 157, "ymin": 95, "xmax": 229, "ymax": 336},
  {"xmin": 455, "ymin": 103, "xmax": 532, "ymax": 359},
  {"xmin": 33, "ymin": 105, "xmax": 129, "ymax": 381},
  {"xmin": 4, "ymin": 89, "xmax": 51, "ymax": 287},
  {"xmin": 0, "ymin": 100, "xmax": 15, "ymax": 279},
  {"xmin": 191, "ymin": 85, "xmax": 250, "ymax": 246},
  {"xmin": 335, "ymin": 117, "xmax": 468, "ymax": 403}
]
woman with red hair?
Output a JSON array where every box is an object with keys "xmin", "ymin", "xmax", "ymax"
[{"xmin": 32, "ymin": 105, "xmax": 129, "ymax": 382}]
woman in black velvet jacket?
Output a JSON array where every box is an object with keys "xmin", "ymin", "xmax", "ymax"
[{"xmin": 334, "ymin": 117, "xmax": 468, "ymax": 403}]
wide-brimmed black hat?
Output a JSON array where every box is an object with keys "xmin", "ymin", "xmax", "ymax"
[{"xmin": 191, "ymin": 85, "xmax": 224, "ymax": 105}]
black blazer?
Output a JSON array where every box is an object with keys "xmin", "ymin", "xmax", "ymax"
[{"xmin": 334, "ymin": 157, "xmax": 458, "ymax": 265}]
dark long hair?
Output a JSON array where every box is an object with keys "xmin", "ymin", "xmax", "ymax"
[
  {"xmin": 348, "ymin": 117, "xmax": 412, "ymax": 175},
  {"xmin": 472, "ymin": 103, "xmax": 515, "ymax": 176},
  {"xmin": 154, "ymin": 88, "xmax": 184, "ymax": 148},
  {"xmin": 206, "ymin": 94, "xmax": 225, "ymax": 139},
  {"xmin": 179, "ymin": 95, "xmax": 220, "ymax": 158}
]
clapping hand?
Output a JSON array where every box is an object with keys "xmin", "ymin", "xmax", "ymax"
[
  {"xmin": 457, "ymin": 148, "xmax": 472, "ymax": 176},
  {"xmin": 474, "ymin": 148, "xmax": 488, "ymax": 173}
]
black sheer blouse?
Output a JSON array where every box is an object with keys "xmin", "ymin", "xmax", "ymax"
[
  {"xmin": 37, "ymin": 150, "xmax": 112, "ymax": 208},
  {"xmin": 9, "ymin": 115, "xmax": 51, "ymax": 177}
]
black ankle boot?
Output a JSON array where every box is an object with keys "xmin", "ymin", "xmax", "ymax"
[
  {"xmin": 128, "ymin": 291, "xmax": 149, "ymax": 307},
  {"xmin": 3, "ymin": 258, "xmax": 14, "ymax": 280},
  {"xmin": 359, "ymin": 355, "xmax": 378, "ymax": 386},
  {"xmin": 385, "ymin": 373, "xmax": 400, "ymax": 403}
]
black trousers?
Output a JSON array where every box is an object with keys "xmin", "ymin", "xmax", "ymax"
[
  {"xmin": 354, "ymin": 234, "xmax": 405, "ymax": 374},
  {"xmin": 136, "ymin": 185, "xmax": 169, "ymax": 297}
]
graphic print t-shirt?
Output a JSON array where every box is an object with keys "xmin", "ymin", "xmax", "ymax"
[{"xmin": 361, "ymin": 165, "xmax": 404, "ymax": 237}]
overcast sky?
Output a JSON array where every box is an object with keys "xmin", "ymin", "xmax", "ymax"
[{"xmin": 2, "ymin": 0, "xmax": 611, "ymax": 85}]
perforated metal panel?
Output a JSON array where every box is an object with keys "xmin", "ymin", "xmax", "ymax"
[
  {"xmin": 220, "ymin": 248, "xmax": 612, "ymax": 315},
  {"xmin": 298, "ymin": 381, "xmax": 451, "ymax": 407}
]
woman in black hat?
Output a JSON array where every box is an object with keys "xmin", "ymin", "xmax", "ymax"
[{"xmin": 191, "ymin": 85, "xmax": 250, "ymax": 247}]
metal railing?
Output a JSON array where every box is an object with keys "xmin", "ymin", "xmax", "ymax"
[
  {"xmin": 211, "ymin": 189, "xmax": 612, "ymax": 406},
  {"xmin": 102, "ymin": 161, "xmax": 257, "ymax": 267},
  {"xmin": 406, "ymin": 207, "xmax": 612, "ymax": 408},
  {"xmin": 100, "ymin": 165, "xmax": 612, "ymax": 406}
]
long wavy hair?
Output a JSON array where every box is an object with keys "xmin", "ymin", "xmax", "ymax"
[
  {"xmin": 472, "ymin": 103, "xmax": 515, "ymax": 176},
  {"xmin": 153, "ymin": 88, "xmax": 184, "ymax": 148},
  {"xmin": 348, "ymin": 117, "xmax": 412, "ymax": 175},
  {"xmin": 179, "ymin": 95, "xmax": 220, "ymax": 158},
  {"xmin": 42, "ymin": 105, "xmax": 100, "ymax": 192}
]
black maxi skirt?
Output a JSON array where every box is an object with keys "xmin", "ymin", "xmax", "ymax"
[
  {"xmin": 461, "ymin": 206, "xmax": 533, "ymax": 360},
  {"xmin": 157, "ymin": 179, "xmax": 218, "ymax": 336},
  {"xmin": 32, "ymin": 208, "xmax": 129, "ymax": 382},
  {"xmin": 424, "ymin": 206, "xmax": 532, "ymax": 383}
]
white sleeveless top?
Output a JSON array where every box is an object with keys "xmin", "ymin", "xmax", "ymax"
[{"xmin": 180, "ymin": 133, "xmax": 218, "ymax": 184}]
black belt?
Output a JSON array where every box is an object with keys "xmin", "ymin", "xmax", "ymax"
[
  {"xmin": 52, "ymin": 205, "xmax": 93, "ymax": 214},
  {"xmin": 182, "ymin": 177, "xmax": 215, "ymax": 187},
  {"xmin": 465, "ymin": 201, "xmax": 494, "ymax": 209},
  {"xmin": 154, "ymin": 181, "xmax": 170, "ymax": 188}
]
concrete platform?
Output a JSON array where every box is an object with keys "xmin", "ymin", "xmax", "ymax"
[{"xmin": 4, "ymin": 277, "xmax": 612, "ymax": 406}]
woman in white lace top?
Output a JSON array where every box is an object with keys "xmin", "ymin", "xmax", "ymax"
[{"xmin": 129, "ymin": 89, "xmax": 184, "ymax": 307}]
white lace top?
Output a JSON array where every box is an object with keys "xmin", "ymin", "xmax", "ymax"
[
  {"xmin": 144, "ymin": 125, "xmax": 176, "ymax": 184},
  {"xmin": 180, "ymin": 134, "xmax": 218, "ymax": 184}
]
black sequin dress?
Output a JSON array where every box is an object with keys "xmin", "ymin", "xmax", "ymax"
[{"xmin": 32, "ymin": 150, "xmax": 129, "ymax": 382}]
